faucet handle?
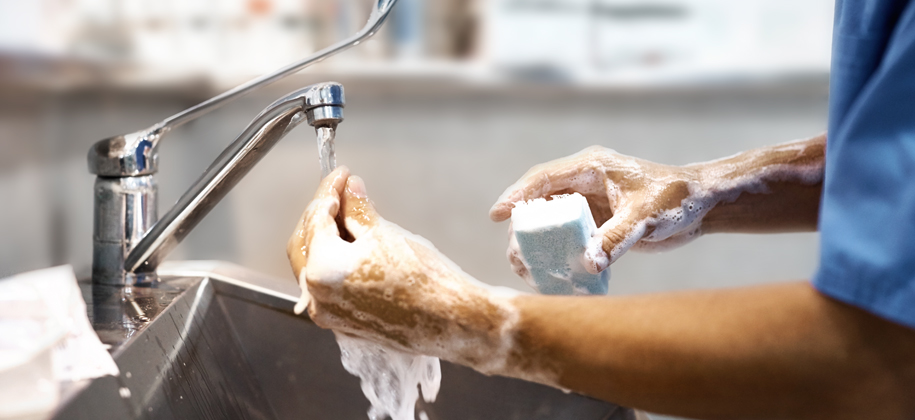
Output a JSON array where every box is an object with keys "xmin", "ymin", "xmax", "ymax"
[{"xmin": 87, "ymin": 127, "xmax": 166, "ymax": 177}]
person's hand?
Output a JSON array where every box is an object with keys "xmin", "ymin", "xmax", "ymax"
[
  {"xmin": 287, "ymin": 167, "xmax": 516, "ymax": 371},
  {"xmin": 490, "ymin": 146, "xmax": 708, "ymax": 274}
]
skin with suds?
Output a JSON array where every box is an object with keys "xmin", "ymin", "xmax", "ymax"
[
  {"xmin": 290, "ymin": 134, "xmax": 915, "ymax": 420},
  {"xmin": 490, "ymin": 134, "xmax": 827, "ymax": 275},
  {"xmin": 288, "ymin": 168, "xmax": 557, "ymax": 385}
]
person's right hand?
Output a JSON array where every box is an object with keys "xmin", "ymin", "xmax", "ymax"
[
  {"xmin": 490, "ymin": 146, "xmax": 710, "ymax": 275},
  {"xmin": 287, "ymin": 167, "xmax": 519, "ymax": 373}
]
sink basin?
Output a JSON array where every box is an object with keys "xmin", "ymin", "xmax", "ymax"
[{"xmin": 52, "ymin": 261, "xmax": 634, "ymax": 420}]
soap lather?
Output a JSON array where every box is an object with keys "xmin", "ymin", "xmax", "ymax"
[{"xmin": 511, "ymin": 193, "xmax": 610, "ymax": 295}]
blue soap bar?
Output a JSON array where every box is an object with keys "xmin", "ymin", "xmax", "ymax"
[{"xmin": 511, "ymin": 193, "xmax": 609, "ymax": 295}]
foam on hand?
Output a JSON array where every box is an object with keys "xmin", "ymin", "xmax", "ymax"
[{"xmin": 511, "ymin": 193, "xmax": 609, "ymax": 295}]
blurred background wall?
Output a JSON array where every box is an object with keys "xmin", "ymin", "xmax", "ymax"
[{"xmin": 0, "ymin": 2, "xmax": 833, "ymax": 416}]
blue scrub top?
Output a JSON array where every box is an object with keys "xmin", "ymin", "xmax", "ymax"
[{"xmin": 813, "ymin": 0, "xmax": 915, "ymax": 330}]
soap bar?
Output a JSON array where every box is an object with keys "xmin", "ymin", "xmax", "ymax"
[{"xmin": 511, "ymin": 193, "xmax": 609, "ymax": 295}]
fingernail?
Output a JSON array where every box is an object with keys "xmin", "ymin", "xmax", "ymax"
[{"xmin": 349, "ymin": 176, "xmax": 367, "ymax": 198}]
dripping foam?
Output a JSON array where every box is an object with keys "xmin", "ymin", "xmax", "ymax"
[{"xmin": 335, "ymin": 332, "xmax": 440, "ymax": 420}]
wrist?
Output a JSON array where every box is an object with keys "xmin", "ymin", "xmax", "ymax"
[
  {"xmin": 687, "ymin": 158, "xmax": 763, "ymax": 234},
  {"xmin": 496, "ymin": 295, "xmax": 569, "ymax": 388},
  {"xmin": 691, "ymin": 161, "xmax": 741, "ymax": 234},
  {"xmin": 689, "ymin": 158, "xmax": 734, "ymax": 200},
  {"xmin": 685, "ymin": 136, "xmax": 826, "ymax": 234},
  {"xmin": 409, "ymin": 270, "xmax": 523, "ymax": 375},
  {"xmin": 690, "ymin": 135, "xmax": 826, "ymax": 197},
  {"xmin": 421, "ymin": 280, "xmax": 567, "ymax": 387}
]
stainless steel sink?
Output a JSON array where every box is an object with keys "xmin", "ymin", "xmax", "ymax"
[{"xmin": 52, "ymin": 261, "xmax": 634, "ymax": 420}]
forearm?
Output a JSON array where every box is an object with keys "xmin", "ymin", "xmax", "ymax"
[
  {"xmin": 499, "ymin": 282, "xmax": 915, "ymax": 420},
  {"xmin": 692, "ymin": 134, "xmax": 825, "ymax": 234},
  {"xmin": 701, "ymin": 180, "xmax": 821, "ymax": 233}
]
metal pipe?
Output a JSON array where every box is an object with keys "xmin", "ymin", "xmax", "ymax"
[
  {"xmin": 159, "ymin": 0, "xmax": 393, "ymax": 131},
  {"xmin": 91, "ymin": 175, "xmax": 157, "ymax": 285},
  {"xmin": 87, "ymin": 0, "xmax": 397, "ymax": 178},
  {"xmin": 123, "ymin": 83, "xmax": 344, "ymax": 276},
  {"xmin": 87, "ymin": 0, "xmax": 398, "ymax": 285}
]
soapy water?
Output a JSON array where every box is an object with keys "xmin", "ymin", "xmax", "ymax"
[{"xmin": 335, "ymin": 332, "xmax": 440, "ymax": 420}]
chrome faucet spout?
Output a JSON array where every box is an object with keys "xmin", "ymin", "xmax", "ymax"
[
  {"xmin": 122, "ymin": 83, "xmax": 344, "ymax": 277},
  {"xmin": 88, "ymin": 0, "xmax": 398, "ymax": 285},
  {"xmin": 87, "ymin": 0, "xmax": 397, "ymax": 178}
]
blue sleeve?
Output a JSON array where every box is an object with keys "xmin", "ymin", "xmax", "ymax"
[{"xmin": 813, "ymin": 0, "xmax": 915, "ymax": 330}]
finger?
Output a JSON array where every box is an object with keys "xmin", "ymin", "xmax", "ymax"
[
  {"xmin": 310, "ymin": 167, "xmax": 351, "ymax": 237},
  {"xmin": 293, "ymin": 275, "xmax": 312, "ymax": 315},
  {"xmin": 288, "ymin": 166, "xmax": 351, "ymax": 272},
  {"xmin": 341, "ymin": 175, "xmax": 382, "ymax": 238},
  {"xmin": 489, "ymin": 170, "xmax": 550, "ymax": 222},
  {"xmin": 508, "ymin": 248, "xmax": 531, "ymax": 281},
  {"xmin": 506, "ymin": 222, "xmax": 532, "ymax": 281},
  {"xmin": 296, "ymin": 165, "xmax": 350, "ymax": 247},
  {"xmin": 584, "ymin": 208, "xmax": 647, "ymax": 274},
  {"xmin": 489, "ymin": 148, "xmax": 607, "ymax": 222},
  {"xmin": 313, "ymin": 166, "xmax": 350, "ymax": 201}
]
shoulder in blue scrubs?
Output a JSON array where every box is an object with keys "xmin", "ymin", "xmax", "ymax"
[{"xmin": 814, "ymin": 0, "xmax": 915, "ymax": 330}]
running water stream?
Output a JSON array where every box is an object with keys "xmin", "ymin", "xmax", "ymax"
[
  {"xmin": 314, "ymin": 126, "xmax": 443, "ymax": 419},
  {"xmin": 316, "ymin": 126, "xmax": 337, "ymax": 178}
]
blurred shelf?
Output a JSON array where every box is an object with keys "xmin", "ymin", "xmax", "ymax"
[{"xmin": 0, "ymin": 53, "xmax": 829, "ymax": 102}]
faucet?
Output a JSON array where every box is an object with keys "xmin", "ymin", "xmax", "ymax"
[
  {"xmin": 89, "ymin": 83, "xmax": 344, "ymax": 284},
  {"xmin": 87, "ymin": 0, "xmax": 398, "ymax": 285}
]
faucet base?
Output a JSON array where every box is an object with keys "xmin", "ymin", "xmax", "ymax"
[{"xmin": 91, "ymin": 175, "xmax": 157, "ymax": 286}]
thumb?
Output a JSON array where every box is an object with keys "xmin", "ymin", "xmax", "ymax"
[
  {"xmin": 287, "ymin": 166, "xmax": 350, "ymax": 272},
  {"xmin": 584, "ymin": 208, "xmax": 647, "ymax": 274},
  {"xmin": 341, "ymin": 176, "xmax": 382, "ymax": 238}
]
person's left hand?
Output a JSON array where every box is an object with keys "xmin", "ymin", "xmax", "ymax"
[
  {"xmin": 287, "ymin": 167, "xmax": 515, "ymax": 371},
  {"xmin": 490, "ymin": 147, "xmax": 708, "ymax": 276}
]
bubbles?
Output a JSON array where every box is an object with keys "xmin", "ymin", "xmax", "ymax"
[
  {"xmin": 565, "ymin": 169, "xmax": 603, "ymax": 195},
  {"xmin": 335, "ymin": 333, "xmax": 441, "ymax": 420}
]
